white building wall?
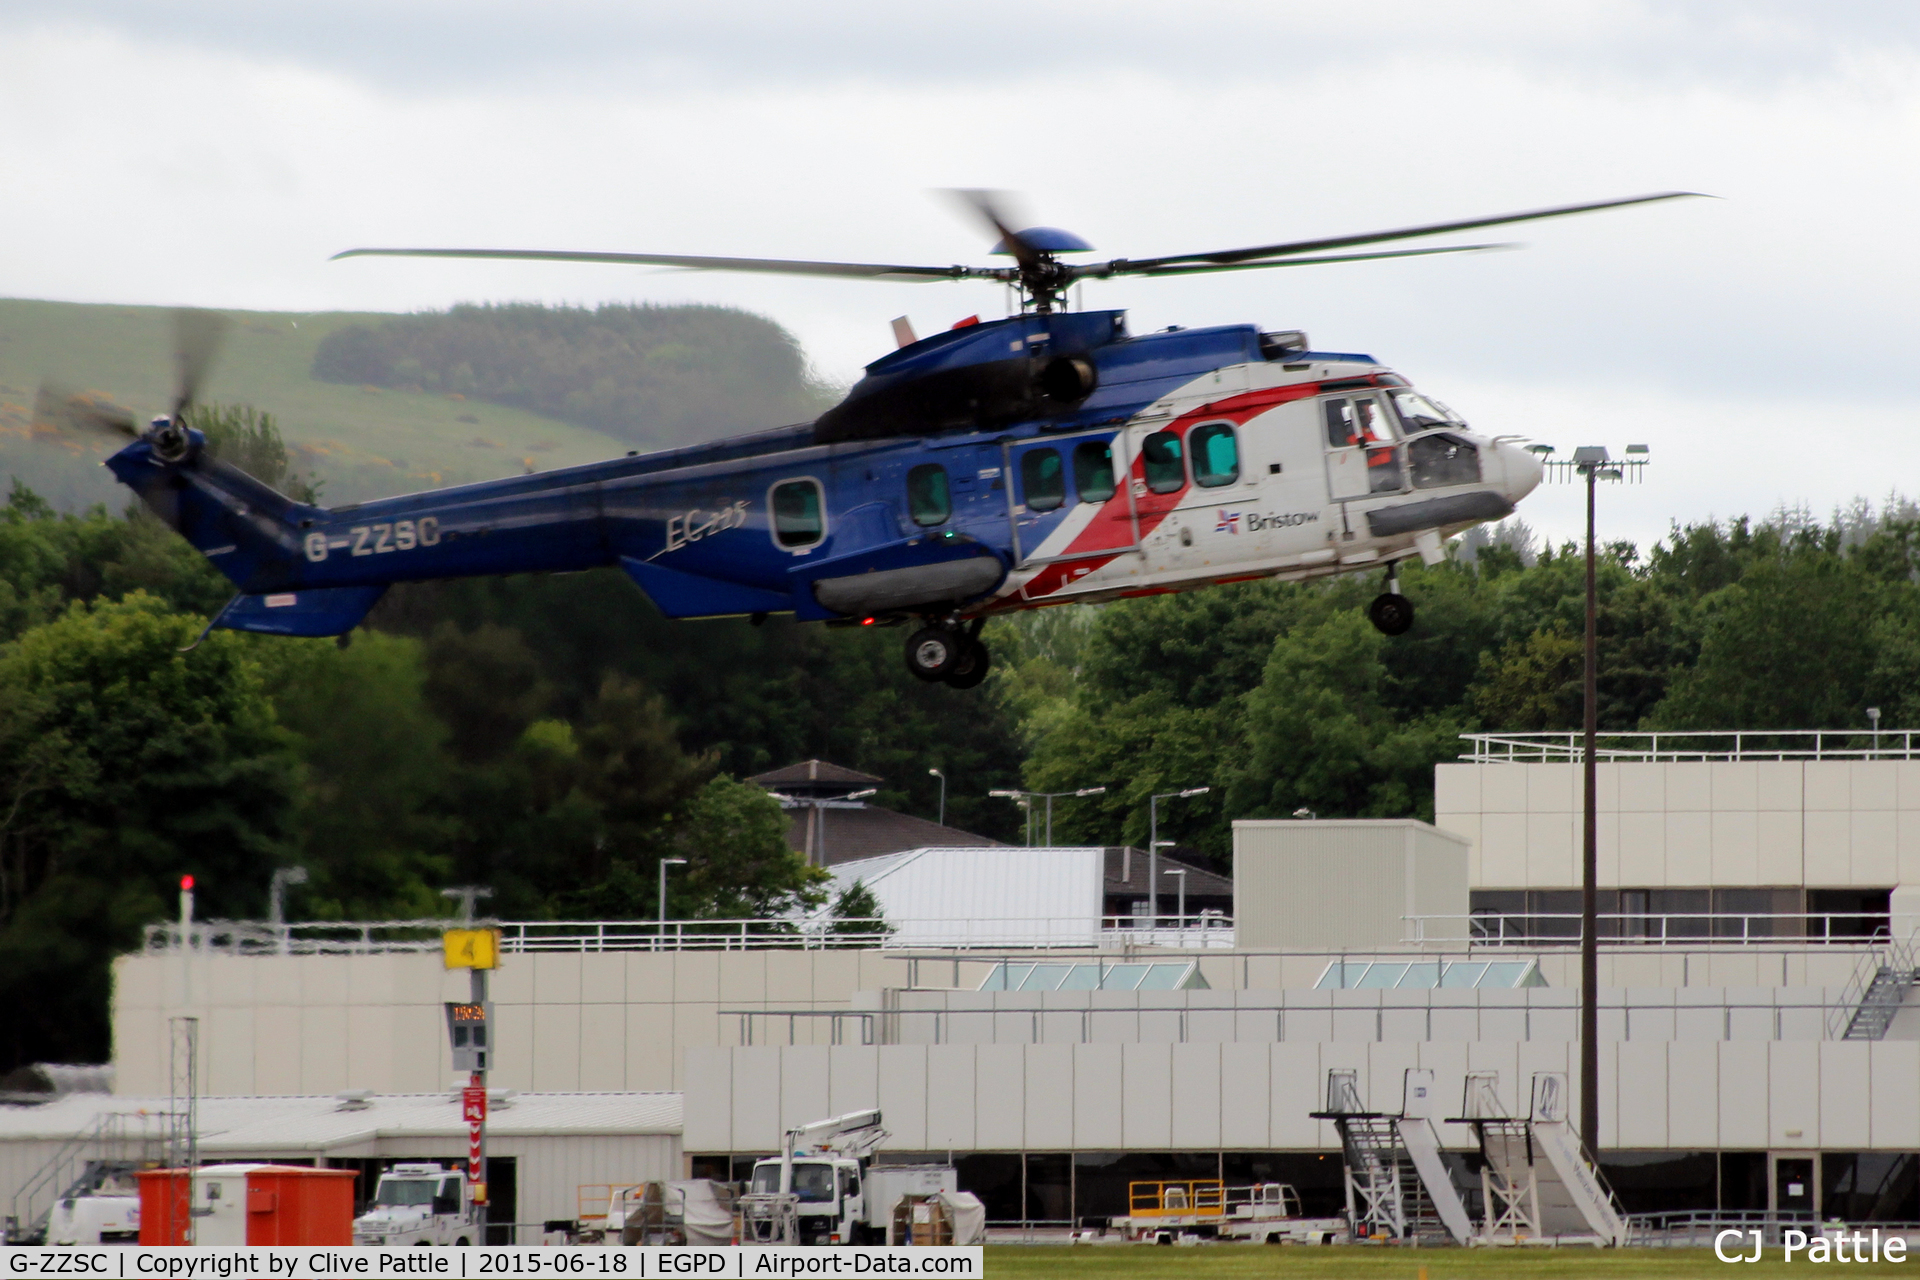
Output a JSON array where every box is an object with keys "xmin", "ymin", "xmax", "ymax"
[
  {"xmin": 686, "ymin": 1040, "xmax": 1920, "ymax": 1154},
  {"xmin": 1437, "ymin": 759, "xmax": 1920, "ymax": 891}
]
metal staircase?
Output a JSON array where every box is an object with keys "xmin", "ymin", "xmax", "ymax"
[
  {"xmin": 3, "ymin": 1111, "xmax": 177, "ymax": 1246},
  {"xmin": 1453, "ymin": 1071, "xmax": 1626, "ymax": 1246},
  {"xmin": 1312, "ymin": 1069, "xmax": 1470, "ymax": 1244},
  {"xmin": 1843, "ymin": 964, "xmax": 1916, "ymax": 1040}
]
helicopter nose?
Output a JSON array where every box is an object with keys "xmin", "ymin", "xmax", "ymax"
[{"xmin": 1498, "ymin": 441, "xmax": 1545, "ymax": 505}]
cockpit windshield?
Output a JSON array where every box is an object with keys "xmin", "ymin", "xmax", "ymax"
[
  {"xmin": 374, "ymin": 1179, "xmax": 436, "ymax": 1207},
  {"xmin": 1392, "ymin": 391, "xmax": 1465, "ymax": 432}
]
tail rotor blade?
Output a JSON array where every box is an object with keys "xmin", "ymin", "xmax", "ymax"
[
  {"xmin": 32, "ymin": 380, "xmax": 138, "ymax": 441},
  {"xmin": 171, "ymin": 308, "xmax": 228, "ymax": 419}
]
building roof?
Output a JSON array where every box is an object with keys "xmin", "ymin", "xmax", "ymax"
[
  {"xmin": 748, "ymin": 759, "xmax": 882, "ymax": 795},
  {"xmin": 820, "ymin": 846, "xmax": 1105, "ymax": 947},
  {"xmin": 1103, "ymin": 847, "xmax": 1234, "ymax": 900},
  {"xmin": 788, "ymin": 805, "xmax": 1003, "ymax": 865},
  {"xmin": 0, "ymin": 1092, "xmax": 681, "ymax": 1153}
]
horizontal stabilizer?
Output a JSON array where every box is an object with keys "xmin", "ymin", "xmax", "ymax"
[
  {"xmin": 211, "ymin": 585, "xmax": 389, "ymax": 638},
  {"xmin": 622, "ymin": 557, "xmax": 792, "ymax": 619}
]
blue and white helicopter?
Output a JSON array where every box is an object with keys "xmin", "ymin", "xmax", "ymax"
[{"xmin": 51, "ymin": 191, "xmax": 1692, "ymax": 687}]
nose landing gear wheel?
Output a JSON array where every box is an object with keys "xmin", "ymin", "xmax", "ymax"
[
  {"xmin": 943, "ymin": 639, "xmax": 991, "ymax": 689},
  {"xmin": 1368, "ymin": 592, "xmax": 1415, "ymax": 636},
  {"xmin": 905, "ymin": 626, "xmax": 961, "ymax": 681}
]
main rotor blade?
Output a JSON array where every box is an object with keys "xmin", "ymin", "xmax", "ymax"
[
  {"xmin": 331, "ymin": 246, "xmax": 1014, "ymax": 284},
  {"xmin": 1077, "ymin": 242, "xmax": 1517, "ymax": 280},
  {"xmin": 1107, "ymin": 192, "xmax": 1706, "ymax": 273},
  {"xmin": 32, "ymin": 381, "xmax": 138, "ymax": 440},
  {"xmin": 943, "ymin": 188, "xmax": 1043, "ymax": 273},
  {"xmin": 172, "ymin": 307, "xmax": 228, "ymax": 419}
]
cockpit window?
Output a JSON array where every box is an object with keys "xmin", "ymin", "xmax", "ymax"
[
  {"xmin": 1354, "ymin": 398, "xmax": 1397, "ymax": 444},
  {"xmin": 1409, "ymin": 433, "xmax": 1482, "ymax": 489},
  {"xmin": 1392, "ymin": 391, "xmax": 1465, "ymax": 432}
]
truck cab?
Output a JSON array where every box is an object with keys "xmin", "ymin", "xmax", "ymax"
[
  {"xmin": 748, "ymin": 1157, "xmax": 868, "ymax": 1245},
  {"xmin": 352, "ymin": 1164, "xmax": 480, "ymax": 1246}
]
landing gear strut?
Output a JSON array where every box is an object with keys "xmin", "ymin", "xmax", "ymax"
[
  {"xmin": 904, "ymin": 619, "xmax": 990, "ymax": 687},
  {"xmin": 1368, "ymin": 565, "xmax": 1414, "ymax": 636}
]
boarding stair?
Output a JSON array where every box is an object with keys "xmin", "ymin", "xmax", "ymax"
[
  {"xmin": 1312, "ymin": 1068, "xmax": 1472, "ymax": 1245},
  {"xmin": 1453, "ymin": 1071, "xmax": 1626, "ymax": 1246},
  {"xmin": 3, "ymin": 1111, "xmax": 176, "ymax": 1245}
]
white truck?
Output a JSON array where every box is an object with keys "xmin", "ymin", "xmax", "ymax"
[
  {"xmin": 352, "ymin": 1164, "xmax": 484, "ymax": 1246},
  {"xmin": 739, "ymin": 1110, "xmax": 970, "ymax": 1246}
]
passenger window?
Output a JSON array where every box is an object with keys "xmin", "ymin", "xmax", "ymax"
[
  {"xmin": 1189, "ymin": 422, "xmax": 1239, "ymax": 488},
  {"xmin": 905, "ymin": 463, "xmax": 950, "ymax": 526},
  {"xmin": 1021, "ymin": 448, "xmax": 1066, "ymax": 511},
  {"xmin": 1323, "ymin": 399, "xmax": 1358, "ymax": 448},
  {"xmin": 1073, "ymin": 441, "xmax": 1115, "ymax": 503},
  {"xmin": 770, "ymin": 479, "xmax": 824, "ymax": 548},
  {"xmin": 1141, "ymin": 431, "xmax": 1185, "ymax": 494}
]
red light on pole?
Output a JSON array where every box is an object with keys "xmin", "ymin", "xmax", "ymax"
[{"xmin": 180, "ymin": 875, "xmax": 194, "ymax": 891}]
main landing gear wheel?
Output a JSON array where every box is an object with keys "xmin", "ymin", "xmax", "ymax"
[
  {"xmin": 943, "ymin": 639, "xmax": 991, "ymax": 689},
  {"xmin": 905, "ymin": 627, "xmax": 962, "ymax": 681},
  {"xmin": 1368, "ymin": 592, "xmax": 1415, "ymax": 636}
]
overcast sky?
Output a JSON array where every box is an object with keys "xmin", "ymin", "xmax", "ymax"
[{"xmin": 2, "ymin": 0, "xmax": 1917, "ymax": 548}]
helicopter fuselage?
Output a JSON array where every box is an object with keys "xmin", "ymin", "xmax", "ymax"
[{"xmin": 103, "ymin": 309, "xmax": 1541, "ymax": 644}]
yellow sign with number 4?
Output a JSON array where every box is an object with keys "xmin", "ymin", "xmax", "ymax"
[{"xmin": 443, "ymin": 928, "xmax": 501, "ymax": 970}]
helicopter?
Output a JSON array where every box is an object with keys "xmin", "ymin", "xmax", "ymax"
[{"xmin": 46, "ymin": 190, "xmax": 1695, "ymax": 687}]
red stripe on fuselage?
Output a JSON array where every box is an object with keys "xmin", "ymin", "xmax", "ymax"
[{"xmin": 1006, "ymin": 377, "xmax": 1343, "ymax": 605}]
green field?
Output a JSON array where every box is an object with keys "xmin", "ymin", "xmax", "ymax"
[
  {"xmin": 0, "ymin": 296, "xmax": 632, "ymax": 508},
  {"xmin": 981, "ymin": 1245, "xmax": 1904, "ymax": 1277}
]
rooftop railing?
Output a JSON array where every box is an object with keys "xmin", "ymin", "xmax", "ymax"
[
  {"xmin": 138, "ymin": 913, "xmax": 1235, "ymax": 956},
  {"xmin": 1406, "ymin": 911, "xmax": 1891, "ymax": 947},
  {"xmin": 1460, "ymin": 730, "xmax": 1920, "ymax": 763}
]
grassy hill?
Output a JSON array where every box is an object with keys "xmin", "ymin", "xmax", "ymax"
[{"xmin": 0, "ymin": 296, "xmax": 823, "ymax": 510}]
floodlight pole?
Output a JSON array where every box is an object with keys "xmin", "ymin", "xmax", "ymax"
[
  {"xmin": 1148, "ymin": 788, "xmax": 1209, "ymax": 925},
  {"xmin": 929, "ymin": 768, "xmax": 946, "ymax": 827},
  {"xmin": 1543, "ymin": 442, "xmax": 1645, "ymax": 1158},
  {"xmin": 1581, "ymin": 454, "xmax": 1600, "ymax": 1158},
  {"xmin": 659, "ymin": 858, "xmax": 688, "ymax": 925}
]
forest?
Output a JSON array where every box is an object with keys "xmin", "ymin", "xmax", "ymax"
[{"xmin": 0, "ymin": 299, "xmax": 1913, "ymax": 1071}]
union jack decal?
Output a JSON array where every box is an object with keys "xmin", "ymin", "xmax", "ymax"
[{"xmin": 1215, "ymin": 510, "xmax": 1240, "ymax": 535}]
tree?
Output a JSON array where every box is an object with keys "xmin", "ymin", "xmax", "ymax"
[
  {"xmin": 829, "ymin": 879, "xmax": 892, "ymax": 940},
  {"xmin": 0, "ymin": 594, "xmax": 298, "ymax": 1067}
]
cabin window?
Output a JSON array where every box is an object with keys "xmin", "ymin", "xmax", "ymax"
[
  {"xmin": 1142, "ymin": 431, "xmax": 1185, "ymax": 494},
  {"xmin": 1189, "ymin": 422, "xmax": 1239, "ymax": 488},
  {"xmin": 770, "ymin": 478, "xmax": 825, "ymax": 548},
  {"xmin": 1073, "ymin": 441, "xmax": 1116, "ymax": 503},
  {"xmin": 906, "ymin": 463, "xmax": 950, "ymax": 526},
  {"xmin": 1021, "ymin": 448, "xmax": 1066, "ymax": 511}
]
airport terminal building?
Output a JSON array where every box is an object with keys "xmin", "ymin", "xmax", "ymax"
[{"xmin": 15, "ymin": 731, "xmax": 1920, "ymax": 1236}]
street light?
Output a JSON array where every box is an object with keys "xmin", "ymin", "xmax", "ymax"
[
  {"xmin": 929, "ymin": 768, "xmax": 946, "ymax": 827},
  {"xmin": 1148, "ymin": 787, "xmax": 1210, "ymax": 923},
  {"xmin": 989, "ymin": 786, "xmax": 1107, "ymax": 846},
  {"xmin": 1545, "ymin": 441, "xmax": 1649, "ymax": 1156},
  {"xmin": 658, "ymin": 858, "xmax": 688, "ymax": 924}
]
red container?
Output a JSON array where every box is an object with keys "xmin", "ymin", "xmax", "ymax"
[{"xmin": 138, "ymin": 1164, "xmax": 356, "ymax": 1245}]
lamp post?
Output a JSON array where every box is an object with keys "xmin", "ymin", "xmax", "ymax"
[
  {"xmin": 267, "ymin": 866, "xmax": 308, "ymax": 953},
  {"xmin": 990, "ymin": 786, "xmax": 1107, "ymax": 846},
  {"xmin": 658, "ymin": 858, "xmax": 687, "ymax": 925},
  {"xmin": 1541, "ymin": 441, "xmax": 1648, "ymax": 1157},
  {"xmin": 1148, "ymin": 787, "xmax": 1210, "ymax": 924},
  {"xmin": 929, "ymin": 768, "xmax": 946, "ymax": 827}
]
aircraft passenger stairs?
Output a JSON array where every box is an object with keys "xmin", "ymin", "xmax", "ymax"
[
  {"xmin": 1454, "ymin": 1071, "xmax": 1626, "ymax": 1246},
  {"xmin": 1312, "ymin": 1069, "xmax": 1471, "ymax": 1245}
]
